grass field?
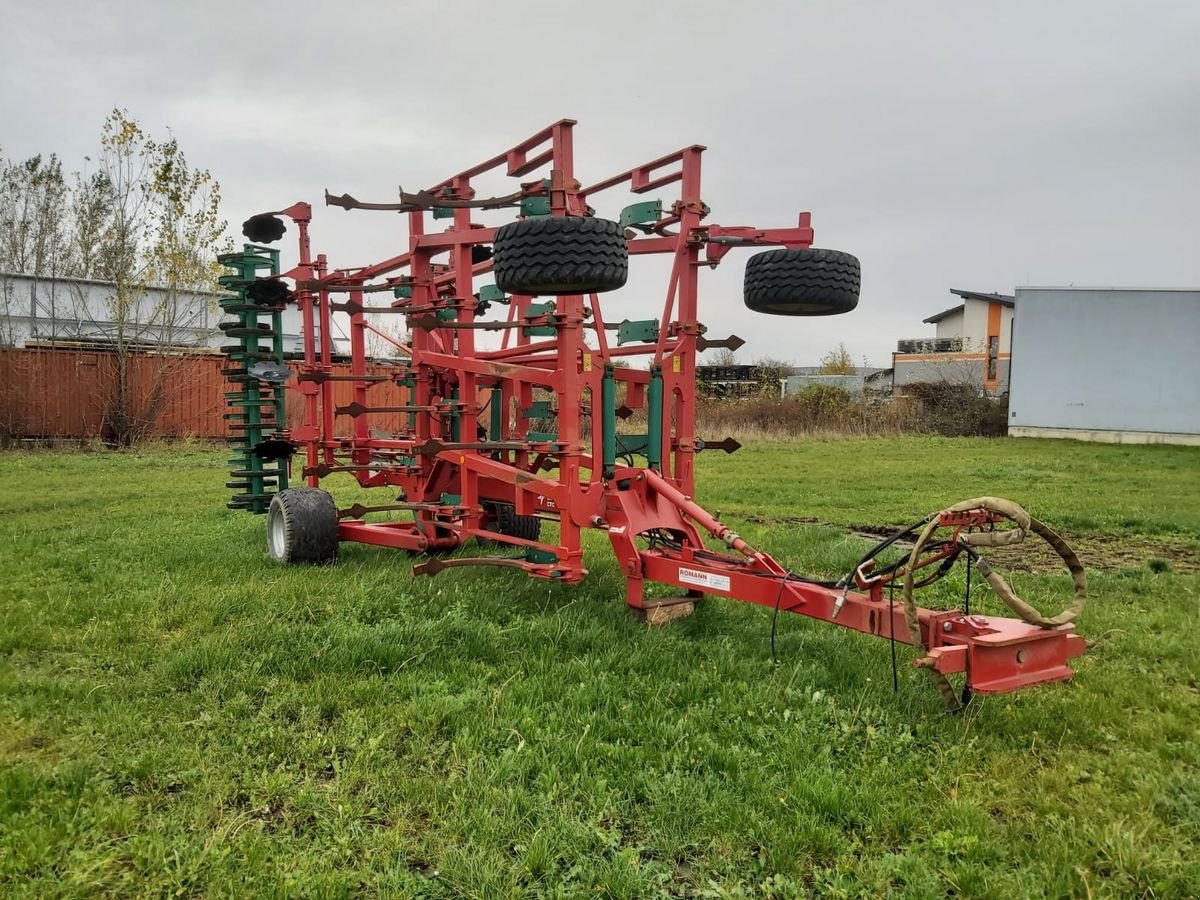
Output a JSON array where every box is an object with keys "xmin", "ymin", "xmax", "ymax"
[{"xmin": 1, "ymin": 437, "xmax": 1198, "ymax": 898}]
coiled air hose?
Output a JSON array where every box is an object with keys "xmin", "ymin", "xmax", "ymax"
[{"xmin": 902, "ymin": 497, "xmax": 1087, "ymax": 710}]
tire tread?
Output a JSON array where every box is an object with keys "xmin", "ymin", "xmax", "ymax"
[
  {"xmin": 493, "ymin": 217, "xmax": 629, "ymax": 295},
  {"xmin": 743, "ymin": 248, "xmax": 860, "ymax": 316}
]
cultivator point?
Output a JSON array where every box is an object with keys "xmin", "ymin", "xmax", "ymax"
[{"xmin": 231, "ymin": 120, "xmax": 1087, "ymax": 708}]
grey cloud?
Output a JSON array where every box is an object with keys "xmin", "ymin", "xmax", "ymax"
[{"xmin": 4, "ymin": 0, "xmax": 1198, "ymax": 365}]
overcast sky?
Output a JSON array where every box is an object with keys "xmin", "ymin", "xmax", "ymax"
[{"xmin": 4, "ymin": 0, "xmax": 1198, "ymax": 366}]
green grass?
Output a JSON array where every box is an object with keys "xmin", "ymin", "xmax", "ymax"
[{"xmin": 1, "ymin": 437, "xmax": 1197, "ymax": 898}]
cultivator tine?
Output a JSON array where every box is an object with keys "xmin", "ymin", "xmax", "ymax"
[
  {"xmin": 325, "ymin": 187, "xmax": 525, "ymax": 214},
  {"xmin": 327, "ymin": 299, "xmax": 410, "ymax": 314},
  {"xmin": 303, "ymin": 463, "xmax": 384, "ymax": 478},
  {"xmin": 336, "ymin": 402, "xmax": 434, "ymax": 417},
  {"xmin": 408, "ymin": 316, "xmax": 520, "ymax": 332},
  {"xmin": 702, "ymin": 437, "xmax": 742, "ymax": 454},
  {"xmin": 412, "ymin": 556, "xmax": 533, "ymax": 577},
  {"xmin": 296, "ymin": 372, "xmax": 393, "ymax": 384},
  {"xmin": 412, "ymin": 438, "xmax": 561, "ymax": 456},
  {"xmin": 696, "ymin": 334, "xmax": 746, "ymax": 352},
  {"xmin": 337, "ymin": 502, "xmax": 428, "ymax": 519}
]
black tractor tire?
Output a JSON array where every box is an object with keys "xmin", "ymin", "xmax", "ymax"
[
  {"xmin": 743, "ymin": 248, "xmax": 860, "ymax": 316},
  {"xmin": 267, "ymin": 487, "xmax": 339, "ymax": 564},
  {"xmin": 479, "ymin": 501, "xmax": 541, "ymax": 545},
  {"xmin": 492, "ymin": 216, "xmax": 628, "ymax": 295}
]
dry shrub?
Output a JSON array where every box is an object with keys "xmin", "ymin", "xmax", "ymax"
[
  {"xmin": 695, "ymin": 386, "xmax": 918, "ymax": 439},
  {"xmin": 903, "ymin": 382, "xmax": 1009, "ymax": 437},
  {"xmin": 694, "ymin": 383, "xmax": 1008, "ymax": 440}
]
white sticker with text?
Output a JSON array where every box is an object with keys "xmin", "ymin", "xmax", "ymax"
[{"xmin": 678, "ymin": 567, "xmax": 730, "ymax": 592}]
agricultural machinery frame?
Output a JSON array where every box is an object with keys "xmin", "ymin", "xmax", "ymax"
[{"xmin": 225, "ymin": 119, "xmax": 1087, "ymax": 708}]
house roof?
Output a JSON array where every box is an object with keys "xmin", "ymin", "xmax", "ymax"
[
  {"xmin": 923, "ymin": 288, "xmax": 1016, "ymax": 324},
  {"xmin": 950, "ymin": 288, "xmax": 1015, "ymax": 305}
]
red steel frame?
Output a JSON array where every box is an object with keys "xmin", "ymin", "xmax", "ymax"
[{"xmin": 269, "ymin": 120, "xmax": 1085, "ymax": 697}]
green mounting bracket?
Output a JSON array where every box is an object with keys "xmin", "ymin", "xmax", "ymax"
[
  {"xmin": 601, "ymin": 364, "xmax": 616, "ymax": 477},
  {"xmin": 616, "ymin": 433, "xmax": 651, "ymax": 455},
  {"xmin": 619, "ymin": 199, "xmax": 663, "ymax": 229},
  {"xmin": 440, "ymin": 493, "xmax": 462, "ymax": 506},
  {"xmin": 647, "ymin": 365, "xmax": 663, "ymax": 470},
  {"xmin": 479, "ymin": 284, "xmax": 507, "ymax": 304},
  {"xmin": 490, "ymin": 386, "xmax": 504, "ymax": 441},
  {"xmin": 449, "ymin": 387, "xmax": 461, "ymax": 442},
  {"xmin": 520, "ymin": 196, "xmax": 552, "ymax": 217},
  {"xmin": 401, "ymin": 374, "xmax": 417, "ymax": 430},
  {"xmin": 522, "ymin": 400, "xmax": 553, "ymax": 419},
  {"xmin": 617, "ymin": 319, "xmax": 659, "ymax": 346},
  {"xmin": 527, "ymin": 431, "xmax": 558, "ymax": 442},
  {"xmin": 432, "ymin": 207, "xmax": 455, "ymax": 220},
  {"xmin": 392, "ymin": 284, "xmax": 413, "ymax": 299},
  {"xmin": 523, "ymin": 301, "xmax": 557, "ymax": 337},
  {"xmin": 525, "ymin": 548, "xmax": 557, "ymax": 565},
  {"xmin": 436, "ymin": 307, "xmax": 458, "ymax": 322}
]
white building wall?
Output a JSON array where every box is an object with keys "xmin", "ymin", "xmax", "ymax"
[
  {"xmin": 1009, "ymin": 287, "xmax": 1200, "ymax": 441},
  {"xmin": 933, "ymin": 299, "xmax": 1002, "ymax": 350},
  {"xmin": 933, "ymin": 309, "xmax": 964, "ymax": 340},
  {"xmin": 960, "ymin": 298, "xmax": 990, "ymax": 350}
]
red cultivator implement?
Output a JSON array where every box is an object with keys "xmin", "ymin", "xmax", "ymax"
[{"xmin": 231, "ymin": 119, "xmax": 1086, "ymax": 709}]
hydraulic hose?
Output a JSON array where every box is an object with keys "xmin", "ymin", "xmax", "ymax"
[{"xmin": 901, "ymin": 497, "xmax": 1087, "ymax": 709}]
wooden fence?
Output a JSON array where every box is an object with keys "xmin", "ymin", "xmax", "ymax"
[{"xmin": 0, "ymin": 347, "xmax": 410, "ymax": 441}]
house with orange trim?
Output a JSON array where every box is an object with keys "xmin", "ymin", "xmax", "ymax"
[{"xmin": 892, "ymin": 289, "xmax": 1014, "ymax": 396}]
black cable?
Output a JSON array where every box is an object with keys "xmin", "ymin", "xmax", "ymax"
[
  {"xmin": 866, "ymin": 542, "xmax": 961, "ymax": 589},
  {"xmin": 889, "ymin": 578, "xmax": 899, "ymax": 693},
  {"xmin": 963, "ymin": 550, "xmax": 973, "ymax": 617},
  {"xmin": 770, "ymin": 572, "xmax": 788, "ymax": 665},
  {"xmin": 614, "ymin": 436, "xmax": 640, "ymax": 468},
  {"xmin": 838, "ymin": 516, "xmax": 931, "ymax": 587},
  {"xmin": 959, "ymin": 549, "xmax": 975, "ymax": 708},
  {"xmin": 768, "ymin": 569, "xmax": 835, "ymax": 664}
]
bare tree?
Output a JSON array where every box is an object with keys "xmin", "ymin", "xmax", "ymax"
[
  {"xmin": 707, "ymin": 347, "xmax": 738, "ymax": 367},
  {"xmin": 64, "ymin": 110, "xmax": 227, "ymax": 445},
  {"xmin": 0, "ymin": 152, "xmax": 72, "ymax": 347},
  {"xmin": 0, "ymin": 152, "xmax": 70, "ymax": 276}
]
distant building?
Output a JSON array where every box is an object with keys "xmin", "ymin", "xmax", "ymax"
[
  {"xmin": 0, "ymin": 271, "xmax": 348, "ymax": 355},
  {"xmin": 893, "ymin": 288, "xmax": 1014, "ymax": 395},
  {"xmin": 1008, "ymin": 287, "xmax": 1200, "ymax": 445},
  {"xmin": 785, "ymin": 367, "xmax": 892, "ymax": 396}
]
